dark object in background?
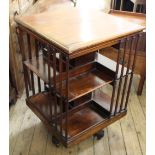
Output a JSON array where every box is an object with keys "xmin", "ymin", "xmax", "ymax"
[{"xmin": 115, "ymin": 0, "xmax": 134, "ymax": 11}]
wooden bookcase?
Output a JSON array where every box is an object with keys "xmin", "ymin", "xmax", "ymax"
[{"xmin": 15, "ymin": 8, "xmax": 144, "ymax": 147}]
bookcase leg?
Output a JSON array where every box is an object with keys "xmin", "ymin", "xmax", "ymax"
[
  {"xmin": 52, "ymin": 136, "xmax": 60, "ymax": 147},
  {"xmin": 93, "ymin": 130, "xmax": 105, "ymax": 140}
]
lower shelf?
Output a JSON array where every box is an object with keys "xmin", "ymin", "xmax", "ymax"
[
  {"xmin": 60, "ymin": 100, "xmax": 110, "ymax": 138},
  {"xmin": 26, "ymin": 91, "xmax": 126, "ymax": 147}
]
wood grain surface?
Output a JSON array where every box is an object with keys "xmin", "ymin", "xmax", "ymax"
[{"xmin": 15, "ymin": 8, "xmax": 144, "ymax": 54}]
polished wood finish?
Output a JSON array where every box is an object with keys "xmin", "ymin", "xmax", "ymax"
[
  {"xmin": 26, "ymin": 91, "xmax": 126, "ymax": 147},
  {"xmin": 24, "ymin": 52, "xmax": 133, "ymax": 102},
  {"xmin": 16, "ymin": 8, "xmax": 143, "ymax": 147},
  {"xmin": 59, "ymin": 62, "xmax": 114, "ymax": 101},
  {"xmin": 9, "ymin": 0, "xmax": 73, "ymax": 96},
  {"xmin": 24, "ymin": 52, "xmax": 130, "ymax": 84},
  {"xmin": 15, "ymin": 8, "xmax": 144, "ymax": 56}
]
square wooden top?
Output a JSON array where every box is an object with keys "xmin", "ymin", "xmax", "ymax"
[{"xmin": 16, "ymin": 8, "xmax": 144, "ymax": 54}]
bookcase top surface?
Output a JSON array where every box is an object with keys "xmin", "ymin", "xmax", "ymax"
[{"xmin": 16, "ymin": 7, "xmax": 144, "ymax": 54}]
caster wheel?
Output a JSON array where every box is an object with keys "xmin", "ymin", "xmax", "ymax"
[
  {"xmin": 52, "ymin": 136, "xmax": 60, "ymax": 147},
  {"xmin": 94, "ymin": 130, "xmax": 104, "ymax": 140}
]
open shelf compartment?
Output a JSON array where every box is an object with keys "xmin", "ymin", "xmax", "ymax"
[
  {"xmin": 17, "ymin": 23, "xmax": 142, "ymax": 147},
  {"xmin": 24, "ymin": 53, "xmax": 116, "ymax": 102},
  {"xmin": 27, "ymin": 91, "xmax": 109, "ymax": 133},
  {"xmin": 26, "ymin": 89, "xmax": 125, "ymax": 140},
  {"xmin": 59, "ymin": 61, "xmax": 115, "ymax": 102},
  {"xmin": 24, "ymin": 52, "xmax": 130, "ymax": 94},
  {"xmin": 60, "ymin": 100, "xmax": 110, "ymax": 139}
]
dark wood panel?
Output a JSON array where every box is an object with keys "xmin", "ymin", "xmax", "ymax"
[{"xmin": 27, "ymin": 92, "xmax": 55, "ymax": 121}]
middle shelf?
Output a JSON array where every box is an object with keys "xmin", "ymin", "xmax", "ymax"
[
  {"xmin": 24, "ymin": 53, "xmax": 117, "ymax": 102},
  {"xmin": 59, "ymin": 61, "xmax": 115, "ymax": 102}
]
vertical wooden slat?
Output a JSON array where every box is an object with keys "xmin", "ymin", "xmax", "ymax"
[
  {"xmin": 120, "ymin": 37, "xmax": 133, "ymax": 112},
  {"xmin": 27, "ymin": 33, "xmax": 35, "ymax": 95},
  {"xmin": 53, "ymin": 47, "xmax": 57, "ymax": 130},
  {"xmin": 27, "ymin": 33, "xmax": 32, "ymax": 59},
  {"xmin": 65, "ymin": 55, "xmax": 69, "ymax": 140},
  {"xmin": 35, "ymin": 39, "xmax": 41, "ymax": 92},
  {"xmin": 47, "ymin": 45, "xmax": 52, "ymax": 120},
  {"xmin": 114, "ymin": 38, "xmax": 128, "ymax": 115},
  {"xmin": 44, "ymin": 82, "xmax": 47, "ymax": 91},
  {"xmin": 35, "ymin": 39, "xmax": 39, "ymax": 57},
  {"xmin": 42, "ymin": 51, "xmax": 47, "ymax": 92},
  {"xmin": 30, "ymin": 72, "xmax": 35, "ymax": 95},
  {"xmin": 110, "ymin": 40, "xmax": 122, "ymax": 115},
  {"xmin": 37, "ymin": 76, "xmax": 41, "ymax": 92},
  {"xmin": 124, "ymin": 34, "xmax": 140, "ymax": 110},
  {"xmin": 59, "ymin": 52, "xmax": 63, "ymax": 136}
]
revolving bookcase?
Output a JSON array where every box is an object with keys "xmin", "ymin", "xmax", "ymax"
[{"xmin": 15, "ymin": 9, "xmax": 144, "ymax": 147}]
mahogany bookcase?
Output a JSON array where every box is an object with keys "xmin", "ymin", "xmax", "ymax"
[{"xmin": 15, "ymin": 8, "xmax": 144, "ymax": 147}]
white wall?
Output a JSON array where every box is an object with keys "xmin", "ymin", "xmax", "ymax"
[{"xmin": 76, "ymin": 0, "xmax": 111, "ymax": 13}]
